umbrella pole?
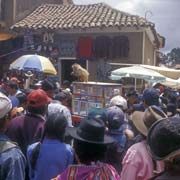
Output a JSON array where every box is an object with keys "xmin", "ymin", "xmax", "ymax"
[{"xmin": 135, "ymin": 78, "xmax": 137, "ymax": 90}]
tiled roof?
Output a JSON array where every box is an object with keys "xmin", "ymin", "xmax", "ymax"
[{"xmin": 12, "ymin": 3, "xmax": 155, "ymax": 30}]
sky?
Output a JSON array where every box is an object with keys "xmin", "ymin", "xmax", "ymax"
[{"xmin": 73, "ymin": 0, "xmax": 180, "ymax": 53}]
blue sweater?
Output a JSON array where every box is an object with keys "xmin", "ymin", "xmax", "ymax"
[{"xmin": 27, "ymin": 138, "xmax": 74, "ymax": 180}]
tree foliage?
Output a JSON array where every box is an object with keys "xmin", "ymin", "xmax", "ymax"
[
  {"xmin": 159, "ymin": 47, "xmax": 180, "ymax": 66},
  {"xmin": 167, "ymin": 47, "xmax": 180, "ymax": 64}
]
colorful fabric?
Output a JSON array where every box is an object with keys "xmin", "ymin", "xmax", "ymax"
[
  {"xmin": 77, "ymin": 37, "xmax": 94, "ymax": 59},
  {"xmin": 52, "ymin": 162, "xmax": 120, "ymax": 180}
]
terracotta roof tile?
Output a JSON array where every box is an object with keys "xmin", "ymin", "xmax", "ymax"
[{"xmin": 12, "ymin": 3, "xmax": 154, "ymax": 30}]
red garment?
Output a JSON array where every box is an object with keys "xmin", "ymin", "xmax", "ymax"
[{"xmin": 77, "ymin": 37, "xmax": 93, "ymax": 59}]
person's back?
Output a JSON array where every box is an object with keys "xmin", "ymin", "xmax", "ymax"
[
  {"xmin": 6, "ymin": 113, "xmax": 45, "ymax": 154},
  {"xmin": 52, "ymin": 118, "xmax": 120, "ymax": 180},
  {"xmin": 0, "ymin": 92, "xmax": 26, "ymax": 180},
  {"xmin": 27, "ymin": 109, "xmax": 74, "ymax": 180},
  {"xmin": 106, "ymin": 106, "xmax": 127, "ymax": 172},
  {"xmin": 27, "ymin": 140, "xmax": 73, "ymax": 180},
  {"xmin": 6, "ymin": 89, "xmax": 51, "ymax": 155},
  {"xmin": 121, "ymin": 140, "xmax": 163, "ymax": 180},
  {"xmin": 121, "ymin": 106, "xmax": 166, "ymax": 180},
  {"xmin": 52, "ymin": 162, "xmax": 120, "ymax": 180},
  {"xmin": 0, "ymin": 136, "xmax": 26, "ymax": 180}
]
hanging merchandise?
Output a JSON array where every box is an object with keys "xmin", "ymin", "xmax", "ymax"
[
  {"xmin": 94, "ymin": 36, "xmax": 111, "ymax": 59},
  {"xmin": 77, "ymin": 36, "xmax": 94, "ymax": 59},
  {"xmin": 43, "ymin": 32, "xmax": 49, "ymax": 43},
  {"xmin": 59, "ymin": 38, "xmax": 76, "ymax": 57},
  {"xmin": 23, "ymin": 30, "xmax": 34, "ymax": 50},
  {"xmin": 112, "ymin": 36, "xmax": 129, "ymax": 58},
  {"xmin": 50, "ymin": 47, "xmax": 60, "ymax": 58},
  {"xmin": 97, "ymin": 59, "xmax": 111, "ymax": 81}
]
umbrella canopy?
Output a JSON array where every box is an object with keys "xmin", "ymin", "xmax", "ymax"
[
  {"xmin": 154, "ymin": 77, "xmax": 180, "ymax": 89},
  {"xmin": 110, "ymin": 66, "xmax": 166, "ymax": 82},
  {"xmin": 10, "ymin": 55, "xmax": 57, "ymax": 75},
  {"xmin": 141, "ymin": 65, "xmax": 180, "ymax": 80}
]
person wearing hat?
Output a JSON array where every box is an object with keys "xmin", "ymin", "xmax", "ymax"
[
  {"xmin": 6, "ymin": 80, "xmax": 24, "ymax": 108},
  {"xmin": 52, "ymin": 118, "xmax": 120, "ymax": 180},
  {"xmin": 110, "ymin": 95, "xmax": 128, "ymax": 111},
  {"xmin": 121, "ymin": 106, "xmax": 166, "ymax": 180},
  {"xmin": 147, "ymin": 117, "xmax": 180, "ymax": 179},
  {"xmin": 126, "ymin": 88, "xmax": 139, "ymax": 114},
  {"xmin": 143, "ymin": 88, "xmax": 160, "ymax": 109},
  {"xmin": 27, "ymin": 110, "xmax": 74, "ymax": 180},
  {"xmin": 41, "ymin": 79, "xmax": 56, "ymax": 99},
  {"xmin": 24, "ymin": 71, "xmax": 34, "ymax": 89},
  {"xmin": 50, "ymin": 91, "xmax": 73, "ymax": 127},
  {"xmin": 106, "ymin": 106, "xmax": 129, "ymax": 172},
  {"xmin": 0, "ymin": 92, "xmax": 26, "ymax": 180},
  {"xmin": 6, "ymin": 89, "xmax": 51, "ymax": 155}
]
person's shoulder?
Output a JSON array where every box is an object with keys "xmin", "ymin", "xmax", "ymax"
[
  {"xmin": 2, "ymin": 146, "xmax": 25, "ymax": 161},
  {"xmin": 123, "ymin": 141, "xmax": 146, "ymax": 161},
  {"xmin": 8, "ymin": 114, "xmax": 25, "ymax": 126}
]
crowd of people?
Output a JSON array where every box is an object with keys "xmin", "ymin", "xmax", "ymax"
[{"xmin": 1, "ymin": 73, "xmax": 180, "ymax": 180}]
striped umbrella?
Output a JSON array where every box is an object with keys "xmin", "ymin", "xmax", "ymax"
[{"xmin": 10, "ymin": 54, "xmax": 57, "ymax": 75}]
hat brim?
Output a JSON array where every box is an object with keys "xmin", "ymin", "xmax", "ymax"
[
  {"xmin": 66, "ymin": 127, "xmax": 115, "ymax": 144},
  {"xmin": 131, "ymin": 111, "xmax": 147, "ymax": 136},
  {"xmin": 25, "ymin": 73, "xmax": 33, "ymax": 77}
]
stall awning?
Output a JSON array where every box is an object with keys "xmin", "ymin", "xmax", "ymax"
[
  {"xmin": 0, "ymin": 33, "xmax": 15, "ymax": 41},
  {"xmin": 141, "ymin": 65, "xmax": 180, "ymax": 80}
]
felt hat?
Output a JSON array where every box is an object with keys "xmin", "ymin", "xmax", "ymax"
[
  {"xmin": 27, "ymin": 89, "xmax": 51, "ymax": 107},
  {"xmin": 110, "ymin": 95, "xmax": 127, "ymax": 110},
  {"xmin": 148, "ymin": 117, "xmax": 180, "ymax": 160},
  {"xmin": 126, "ymin": 89, "xmax": 138, "ymax": 97},
  {"xmin": 143, "ymin": 88, "xmax": 160, "ymax": 106},
  {"xmin": 67, "ymin": 118, "xmax": 114, "ymax": 144},
  {"xmin": 107, "ymin": 106, "xmax": 125, "ymax": 130},
  {"xmin": 131, "ymin": 105, "xmax": 167, "ymax": 136},
  {"xmin": 25, "ymin": 71, "xmax": 33, "ymax": 77},
  {"xmin": 0, "ymin": 92, "xmax": 12, "ymax": 119},
  {"xmin": 87, "ymin": 107, "xmax": 107, "ymax": 123}
]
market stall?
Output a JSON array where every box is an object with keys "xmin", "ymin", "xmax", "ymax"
[{"xmin": 72, "ymin": 81, "xmax": 122, "ymax": 123}]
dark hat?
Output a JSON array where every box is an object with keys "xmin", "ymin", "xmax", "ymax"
[
  {"xmin": 67, "ymin": 118, "xmax": 114, "ymax": 144},
  {"xmin": 54, "ymin": 92, "xmax": 67, "ymax": 101},
  {"xmin": 167, "ymin": 103, "xmax": 176, "ymax": 117},
  {"xmin": 87, "ymin": 107, "xmax": 107, "ymax": 123},
  {"xmin": 107, "ymin": 106, "xmax": 125, "ymax": 129},
  {"xmin": 148, "ymin": 117, "xmax": 180, "ymax": 160},
  {"xmin": 126, "ymin": 89, "xmax": 138, "ymax": 97},
  {"xmin": 143, "ymin": 88, "xmax": 160, "ymax": 106}
]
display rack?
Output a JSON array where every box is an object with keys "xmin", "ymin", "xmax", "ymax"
[{"xmin": 72, "ymin": 81, "xmax": 122, "ymax": 123}]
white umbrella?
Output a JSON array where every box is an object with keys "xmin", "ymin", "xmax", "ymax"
[{"xmin": 110, "ymin": 66, "xmax": 166, "ymax": 82}]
